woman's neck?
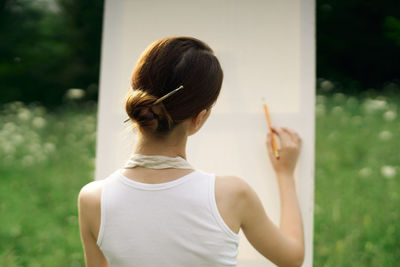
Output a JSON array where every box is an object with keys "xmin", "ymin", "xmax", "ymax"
[{"xmin": 134, "ymin": 130, "xmax": 188, "ymax": 159}]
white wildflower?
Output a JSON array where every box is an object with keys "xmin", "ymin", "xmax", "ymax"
[
  {"xmin": 34, "ymin": 152, "xmax": 46, "ymax": 162},
  {"xmin": 84, "ymin": 123, "xmax": 95, "ymax": 133},
  {"xmin": 381, "ymin": 166, "xmax": 396, "ymax": 179},
  {"xmin": 28, "ymin": 143, "xmax": 41, "ymax": 154},
  {"xmin": 32, "ymin": 106, "xmax": 46, "ymax": 116},
  {"xmin": 379, "ymin": 130, "xmax": 392, "ymax": 141},
  {"xmin": 320, "ymin": 80, "xmax": 334, "ymax": 92},
  {"xmin": 65, "ymin": 88, "xmax": 85, "ymax": 100},
  {"xmin": 43, "ymin": 142, "xmax": 56, "ymax": 153},
  {"xmin": 316, "ymin": 95, "xmax": 326, "ymax": 105},
  {"xmin": 6, "ymin": 101, "xmax": 23, "ymax": 112},
  {"xmin": 3, "ymin": 122, "xmax": 17, "ymax": 132},
  {"xmin": 32, "ymin": 117, "xmax": 46, "ymax": 129},
  {"xmin": 316, "ymin": 104, "xmax": 325, "ymax": 116},
  {"xmin": 1, "ymin": 143, "xmax": 16, "ymax": 154},
  {"xmin": 11, "ymin": 134, "xmax": 24, "ymax": 145},
  {"xmin": 18, "ymin": 108, "xmax": 31, "ymax": 120},
  {"xmin": 346, "ymin": 97, "xmax": 358, "ymax": 107},
  {"xmin": 363, "ymin": 99, "xmax": 387, "ymax": 113},
  {"xmin": 333, "ymin": 93, "xmax": 346, "ymax": 103},
  {"xmin": 383, "ymin": 110, "xmax": 397, "ymax": 121},
  {"xmin": 332, "ymin": 106, "xmax": 343, "ymax": 115},
  {"xmin": 359, "ymin": 167, "xmax": 371, "ymax": 178},
  {"xmin": 21, "ymin": 155, "xmax": 35, "ymax": 166}
]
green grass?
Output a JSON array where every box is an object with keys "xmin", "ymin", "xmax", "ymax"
[
  {"xmin": 314, "ymin": 92, "xmax": 400, "ymax": 266},
  {"xmin": 0, "ymin": 93, "xmax": 399, "ymax": 266},
  {"xmin": 0, "ymin": 102, "xmax": 96, "ymax": 267}
]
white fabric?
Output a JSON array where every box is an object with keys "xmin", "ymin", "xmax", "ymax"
[
  {"xmin": 124, "ymin": 154, "xmax": 193, "ymax": 169},
  {"xmin": 97, "ymin": 169, "xmax": 240, "ymax": 267}
]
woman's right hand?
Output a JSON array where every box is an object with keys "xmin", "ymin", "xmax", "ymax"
[
  {"xmin": 240, "ymin": 125, "xmax": 305, "ymax": 266},
  {"xmin": 266, "ymin": 126, "xmax": 302, "ymax": 176}
]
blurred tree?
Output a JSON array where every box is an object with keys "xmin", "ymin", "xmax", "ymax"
[
  {"xmin": 1, "ymin": 0, "xmax": 399, "ymax": 105},
  {"xmin": 317, "ymin": 0, "xmax": 400, "ymax": 93},
  {"xmin": 383, "ymin": 16, "xmax": 400, "ymax": 47},
  {"xmin": 57, "ymin": 0, "xmax": 104, "ymax": 102},
  {"xmin": 0, "ymin": 0, "xmax": 103, "ymax": 108}
]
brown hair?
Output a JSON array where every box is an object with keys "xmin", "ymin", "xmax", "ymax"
[{"xmin": 125, "ymin": 36, "xmax": 223, "ymax": 134}]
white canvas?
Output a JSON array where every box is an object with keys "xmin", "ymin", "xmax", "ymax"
[{"xmin": 95, "ymin": 0, "xmax": 315, "ymax": 266}]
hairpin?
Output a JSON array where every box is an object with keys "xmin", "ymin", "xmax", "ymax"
[
  {"xmin": 123, "ymin": 85, "xmax": 184, "ymax": 123},
  {"xmin": 153, "ymin": 85, "xmax": 184, "ymax": 104}
]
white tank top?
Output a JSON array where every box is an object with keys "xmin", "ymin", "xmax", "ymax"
[{"xmin": 97, "ymin": 169, "xmax": 240, "ymax": 267}]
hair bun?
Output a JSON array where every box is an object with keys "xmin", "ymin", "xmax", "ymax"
[
  {"xmin": 125, "ymin": 90, "xmax": 174, "ymax": 132},
  {"xmin": 132, "ymin": 106, "xmax": 156, "ymax": 125}
]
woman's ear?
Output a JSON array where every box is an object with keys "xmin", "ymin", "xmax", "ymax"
[{"xmin": 189, "ymin": 109, "xmax": 210, "ymax": 135}]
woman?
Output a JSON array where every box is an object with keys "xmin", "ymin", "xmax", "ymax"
[{"xmin": 78, "ymin": 36, "xmax": 304, "ymax": 267}]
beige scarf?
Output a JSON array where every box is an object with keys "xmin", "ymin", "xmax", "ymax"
[{"xmin": 123, "ymin": 154, "xmax": 194, "ymax": 170}]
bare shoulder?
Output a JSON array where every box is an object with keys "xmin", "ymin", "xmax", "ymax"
[
  {"xmin": 214, "ymin": 175, "xmax": 256, "ymax": 232},
  {"xmin": 214, "ymin": 175, "xmax": 254, "ymax": 210},
  {"xmin": 78, "ymin": 179, "xmax": 106, "ymax": 239},
  {"xmin": 78, "ymin": 180, "xmax": 105, "ymax": 208},
  {"xmin": 215, "ymin": 175, "xmax": 253, "ymax": 198}
]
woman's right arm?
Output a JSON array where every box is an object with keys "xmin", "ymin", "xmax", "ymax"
[{"xmin": 239, "ymin": 126, "xmax": 304, "ymax": 267}]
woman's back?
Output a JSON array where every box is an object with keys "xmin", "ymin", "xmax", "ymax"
[
  {"xmin": 78, "ymin": 37, "xmax": 304, "ymax": 267},
  {"xmin": 96, "ymin": 169, "xmax": 239, "ymax": 266}
]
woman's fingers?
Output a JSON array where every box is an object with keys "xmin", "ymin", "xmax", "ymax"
[
  {"xmin": 281, "ymin": 127, "xmax": 296, "ymax": 139},
  {"xmin": 270, "ymin": 126, "xmax": 301, "ymax": 146},
  {"xmin": 270, "ymin": 126, "xmax": 279, "ymax": 136},
  {"xmin": 280, "ymin": 127, "xmax": 301, "ymax": 146},
  {"xmin": 266, "ymin": 126, "xmax": 302, "ymax": 175},
  {"xmin": 271, "ymin": 126, "xmax": 291, "ymax": 148},
  {"xmin": 266, "ymin": 133, "xmax": 276, "ymax": 160}
]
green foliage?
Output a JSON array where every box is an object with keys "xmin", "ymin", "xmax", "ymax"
[
  {"xmin": 317, "ymin": 0, "xmax": 400, "ymax": 92},
  {"xmin": 383, "ymin": 16, "xmax": 400, "ymax": 46},
  {"xmin": 0, "ymin": 0, "xmax": 103, "ymax": 109}
]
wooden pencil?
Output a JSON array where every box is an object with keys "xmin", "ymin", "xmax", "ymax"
[{"xmin": 263, "ymin": 103, "xmax": 280, "ymax": 160}]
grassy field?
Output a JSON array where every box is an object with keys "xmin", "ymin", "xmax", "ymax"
[
  {"xmin": 0, "ymin": 102, "xmax": 96, "ymax": 267},
  {"xmin": 0, "ymin": 92, "xmax": 399, "ymax": 266},
  {"xmin": 314, "ymin": 91, "xmax": 400, "ymax": 266}
]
